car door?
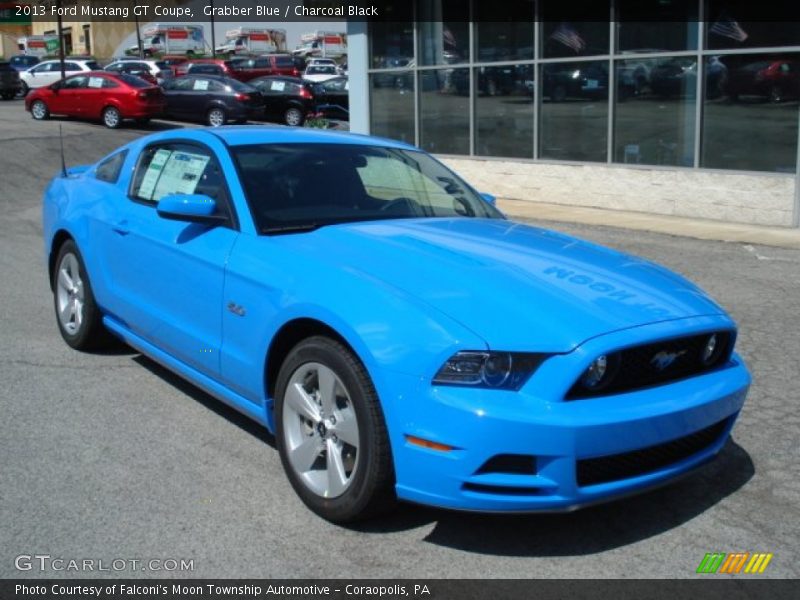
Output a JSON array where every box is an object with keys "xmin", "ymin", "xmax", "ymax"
[
  {"xmin": 49, "ymin": 75, "xmax": 88, "ymax": 115},
  {"xmin": 82, "ymin": 74, "xmax": 116, "ymax": 119},
  {"xmin": 27, "ymin": 61, "xmax": 55, "ymax": 87},
  {"xmin": 257, "ymin": 78, "xmax": 287, "ymax": 119},
  {"xmin": 99, "ymin": 141, "xmax": 240, "ymax": 376},
  {"xmin": 162, "ymin": 76, "xmax": 195, "ymax": 118}
]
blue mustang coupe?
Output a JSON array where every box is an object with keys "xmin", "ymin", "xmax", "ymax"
[{"xmin": 43, "ymin": 127, "xmax": 750, "ymax": 522}]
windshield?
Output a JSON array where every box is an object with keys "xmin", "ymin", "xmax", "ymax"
[
  {"xmin": 86, "ymin": 61, "xmax": 101, "ymax": 70},
  {"xmin": 307, "ymin": 66, "xmax": 336, "ymax": 75},
  {"xmin": 230, "ymin": 143, "xmax": 503, "ymax": 234}
]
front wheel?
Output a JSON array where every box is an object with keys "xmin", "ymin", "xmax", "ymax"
[
  {"xmin": 31, "ymin": 99, "xmax": 49, "ymax": 120},
  {"xmin": 102, "ymin": 106, "xmax": 122, "ymax": 129},
  {"xmin": 52, "ymin": 240, "xmax": 109, "ymax": 350},
  {"xmin": 20, "ymin": 81, "xmax": 29, "ymax": 97},
  {"xmin": 275, "ymin": 336, "xmax": 395, "ymax": 523},
  {"xmin": 207, "ymin": 107, "xmax": 226, "ymax": 127}
]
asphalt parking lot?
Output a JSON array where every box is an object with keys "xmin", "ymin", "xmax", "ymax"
[{"xmin": 1, "ymin": 99, "xmax": 798, "ymax": 579}]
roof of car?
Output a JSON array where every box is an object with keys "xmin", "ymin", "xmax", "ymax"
[{"xmin": 136, "ymin": 126, "xmax": 418, "ymax": 151}]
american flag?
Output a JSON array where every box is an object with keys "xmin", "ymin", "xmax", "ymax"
[
  {"xmin": 549, "ymin": 23, "xmax": 586, "ymax": 54},
  {"xmin": 710, "ymin": 14, "xmax": 749, "ymax": 43}
]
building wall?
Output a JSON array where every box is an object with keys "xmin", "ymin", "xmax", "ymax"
[
  {"xmin": 31, "ymin": 20, "xmax": 136, "ymax": 59},
  {"xmin": 441, "ymin": 158, "xmax": 797, "ymax": 227}
]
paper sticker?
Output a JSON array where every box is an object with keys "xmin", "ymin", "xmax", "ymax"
[
  {"xmin": 152, "ymin": 151, "xmax": 211, "ymax": 199},
  {"xmin": 88, "ymin": 77, "xmax": 104, "ymax": 89},
  {"xmin": 193, "ymin": 79, "xmax": 210, "ymax": 91},
  {"xmin": 270, "ymin": 80, "xmax": 286, "ymax": 92},
  {"xmin": 137, "ymin": 149, "xmax": 173, "ymax": 201}
]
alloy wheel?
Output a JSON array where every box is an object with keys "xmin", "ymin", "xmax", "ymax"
[
  {"xmin": 282, "ymin": 362, "xmax": 360, "ymax": 498},
  {"xmin": 208, "ymin": 108, "xmax": 226, "ymax": 127},
  {"xmin": 56, "ymin": 252, "xmax": 85, "ymax": 335},
  {"xmin": 31, "ymin": 101, "xmax": 47, "ymax": 120}
]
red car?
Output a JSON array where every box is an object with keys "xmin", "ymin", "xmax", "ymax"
[
  {"xmin": 229, "ymin": 54, "xmax": 300, "ymax": 81},
  {"xmin": 25, "ymin": 71, "xmax": 165, "ymax": 129},
  {"xmin": 183, "ymin": 58, "xmax": 238, "ymax": 78}
]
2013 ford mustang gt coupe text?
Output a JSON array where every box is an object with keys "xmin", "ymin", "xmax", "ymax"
[{"xmin": 43, "ymin": 127, "xmax": 750, "ymax": 522}]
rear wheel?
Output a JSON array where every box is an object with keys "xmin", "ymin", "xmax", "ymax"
[
  {"xmin": 52, "ymin": 240, "xmax": 109, "ymax": 350},
  {"xmin": 284, "ymin": 107, "xmax": 304, "ymax": 126},
  {"xmin": 275, "ymin": 336, "xmax": 396, "ymax": 522},
  {"xmin": 31, "ymin": 100, "xmax": 49, "ymax": 120},
  {"xmin": 207, "ymin": 107, "xmax": 226, "ymax": 127},
  {"xmin": 102, "ymin": 106, "xmax": 122, "ymax": 129}
]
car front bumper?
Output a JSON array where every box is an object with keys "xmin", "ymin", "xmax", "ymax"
[{"xmin": 376, "ymin": 315, "xmax": 750, "ymax": 512}]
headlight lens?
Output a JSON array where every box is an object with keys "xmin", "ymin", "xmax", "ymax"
[
  {"xmin": 701, "ymin": 333, "xmax": 720, "ymax": 365},
  {"xmin": 432, "ymin": 351, "xmax": 545, "ymax": 390}
]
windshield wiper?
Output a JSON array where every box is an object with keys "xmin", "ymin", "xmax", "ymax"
[{"xmin": 262, "ymin": 223, "xmax": 322, "ymax": 235}]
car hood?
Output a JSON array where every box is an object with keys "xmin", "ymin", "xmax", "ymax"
[{"xmin": 291, "ymin": 218, "xmax": 726, "ymax": 352}]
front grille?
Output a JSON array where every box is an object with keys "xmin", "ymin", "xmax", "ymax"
[
  {"xmin": 567, "ymin": 330, "xmax": 734, "ymax": 399},
  {"xmin": 576, "ymin": 418, "xmax": 729, "ymax": 487}
]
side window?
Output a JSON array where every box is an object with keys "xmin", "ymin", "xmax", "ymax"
[
  {"xmin": 130, "ymin": 144, "xmax": 233, "ymax": 223},
  {"xmin": 106, "ymin": 63, "xmax": 121, "ymax": 72},
  {"xmin": 62, "ymin": 76, "xmax": 87, "ymax": 89},
  {"xmin": 254, "ymin": 58, "xmax": 269, "ymax": 68},
  {"xmin": 101, "ymin": 78, "xmax": 120, "ymax": 89},
  {"xmin": 63, "ymin": 62, "xmax": 80, "ymax": 71},
  {"xmin": 95, "ymin": 150, "xmax": 128, "ymax": 183},
  {"xmin": 33, "ymin": 63, "xmax": 52, "ymax": 73}
]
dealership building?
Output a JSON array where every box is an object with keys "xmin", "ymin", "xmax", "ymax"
[{"xmin": 347, "ymin": 1, "xmax": 800, "ymax": 228}]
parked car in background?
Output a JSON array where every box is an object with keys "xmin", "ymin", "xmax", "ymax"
[
  {"xmin": 161, "ymin": 75, "xmax": 264, "ymax": 126},
  {"xmin": 247, "ymin": 76, "xmax": 315, "ymax": 126},
  {"xmin": 229, "ymin": 55, "xmax": 300, "ymax": 81},
  {"xmin": 649, "ymin": 58, "xmax": 698, "ymax": 98},
  {"xmin": 159, "ymin": 55, "xmax": 190, "ymax": 76},
  {"xmin": 302, "ymin": 65, "xmax": 339, "ymax": 83},
  {"xmin": 185, "ymin": 59, "xmax": 238, "ymax": 79},
  {"xmin": 306, "ymin": 58, "xmax": 337, "ymax": 68},
  {"xmin": 105, "ymin": 59, "xmax": 172, "ymax": 85},
  {"xmin": 310, "ymin": 76, "xmax": 349, "ymax": 120},
  {"xmin": 0, "ymin": 62, "xmax": 22, "ymax": 100},
  {"xmin": 25, "ymin": 72, "xmax": 165, "ymax": 128},
  {"xmin": 724, "ymin": 59, "xmax": 799, "ymax": 103},
  {"xmin": 9, "ymin": 55, "xmax": 40, "ymax": 72},
  {"xmin": 19, "ymin": 58, "xmax": 101, "ymax": 95}
]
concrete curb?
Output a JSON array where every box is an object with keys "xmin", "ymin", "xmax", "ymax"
[{"xmin": 499, "ymin": 199, "xmax": 800, "ymax": 250}]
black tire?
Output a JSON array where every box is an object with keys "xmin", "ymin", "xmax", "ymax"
[
  {"xmin": 207, "ymin": 107, "xmax": 226, "ymax": 127},
  {"xmin": 20, "ymin": 81, "xmax": 29, "ymax": 97},
  {"xmin": 769, "ymin": 85, "xmax": 783, "ymax": 103},
  {"xmin": 52, "ymin": 239, "xmax": 110, "ymax": 351},
  {"xmin": 284, "ymin": 106, "xmax": 304, "ymax": 126},
  {"xmin": 102, "ymin": 106, "xmax": 122, "ymax": 129},
  {"xmin": 30, "ymin": 99, "xmax": 49, "ymax": 120},
  {"xmin": 275, "ymin": 336, "xmax": 396, "ymax": 523},
  {"xmin": 134, "ymin": 117, "xmax": 151, "ymax": 125},
  {"xmin": 1, "ymin": 91, "xmax": 14, "ymax": 101}
]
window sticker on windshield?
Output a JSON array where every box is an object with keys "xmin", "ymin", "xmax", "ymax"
[
  {"xmin": 137, "ymin": 149, "xmax": 173, "ymax": 201},
  {"xmin": 152, "ymin": 151, "xmax": 211, "ymax": 200},
  {"xmin": 88, "ymin": 77, "xmax": 104, "ymax": 89},
  {"xmin": 193, "ymin": 79, "xmax": 210, "ymax": 91},
  {"xmin": 270, "ymin": 80, "xmax": 285, "ymax": 92}
]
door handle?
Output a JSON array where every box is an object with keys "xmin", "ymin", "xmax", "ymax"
[{"xmin": 112, "ymin": 220, "xmax": 130, "ymax": 235}]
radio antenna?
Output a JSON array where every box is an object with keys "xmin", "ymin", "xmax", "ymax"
[{"xmin": 59, "ymin": 124, "xmax": 67, "ymax": 177}]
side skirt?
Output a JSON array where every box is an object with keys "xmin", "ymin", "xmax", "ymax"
[{"xmin": 103, "ymin": 316, "xmax": 274, "ymax": 432}]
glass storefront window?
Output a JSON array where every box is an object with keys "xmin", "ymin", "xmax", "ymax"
[
  {"xmin": 370, "ymin": 74, "xmax": 415, "ymax": 146},
  {"xmin": 614, "ymin": 58, "xmax": 696, "ymax": 167},
  {"xmin": 706, "ymin": 1, "xmax": 800, "ymax": 50},
  {"xmin": 419, "ymin": 69, "xmax": 470, "ymax": 154},
  {"xmin": 369, "ymin": 21, "xmax": 414, "ymax": 70},
  {"xmin": 418, "ymin": 0, "xmax": 470, "ymax": 65},
  {"xmin": 475, "ymin": 1, "xmax": 535, "ymax": 62},
  {"xmin": 475, "ymin": 65, "xmax": 534, "ymax": 158},
  {"xmin": 617, "ymin": 0, "xmax": 698, "ymax": 52},
  {"xmin": 540, "ymin": 61, "xmax": 609, "ymax": 161},
  {"xmin": 541, "ymin": 1, "xmax": 610, "ymax": 58},
  {"xmin": 702, "ymin": 53, "xmax": 799, "ymax": 172}
]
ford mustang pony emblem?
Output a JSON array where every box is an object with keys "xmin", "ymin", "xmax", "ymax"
[{"xmin": 651, "ymin": 349, "xmax": 688, "ymax": 371}]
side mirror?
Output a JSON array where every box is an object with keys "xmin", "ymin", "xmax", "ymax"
[
  {"xmin": 480, "ymin": 192, "xmax": 497, "ymax": 206},
  {"xmin": 156, "ymin": 194, "xmax": 225, "ymax": 225}
]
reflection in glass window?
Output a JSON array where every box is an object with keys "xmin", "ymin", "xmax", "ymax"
[
  {"xmin": 476, "ymin": 1, "xmax": 534, "ymax": 62},
  {"xmin": 541, "ymin": 1, "xmax": 610, "ymax": 58},
  {"xmin": 419, "ymin": 69, "xmax": 470, "ymax": 155},
  {"xmin": 369, "ymin": 21, "xmax": 414, "ymax": 69},
  {"xmin": 370, "ymin": 74, "xmax": 415, "ymax": 145},
  {"xmin": 614, "ymin": 58, "xmax": 696, "ymax": 167},
  {"xmin": 540, "ymin": 61, "xmax": 609, "ymax": 162},
  {"xmin": 475, "ymin": 65, "xmax": 534, "ymax": 158},
  {"xmin": 617, "ymin": 0, "xmax": 698, "ymax": 52},
  {"xmin": 706, "ymin": 1, "xmax": 800, "ymax": 50},
  {"xmin": 702, "ymin": 54, "xmax": 799, "ymax": 172},
  {"xmin": 418, "ymin": 0, "xmax": 469, "ymax": 66}
]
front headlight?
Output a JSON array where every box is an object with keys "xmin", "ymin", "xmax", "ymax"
[{"xmin": 432, "ymin": 351, "xmax": 546, "ymax": 391}]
